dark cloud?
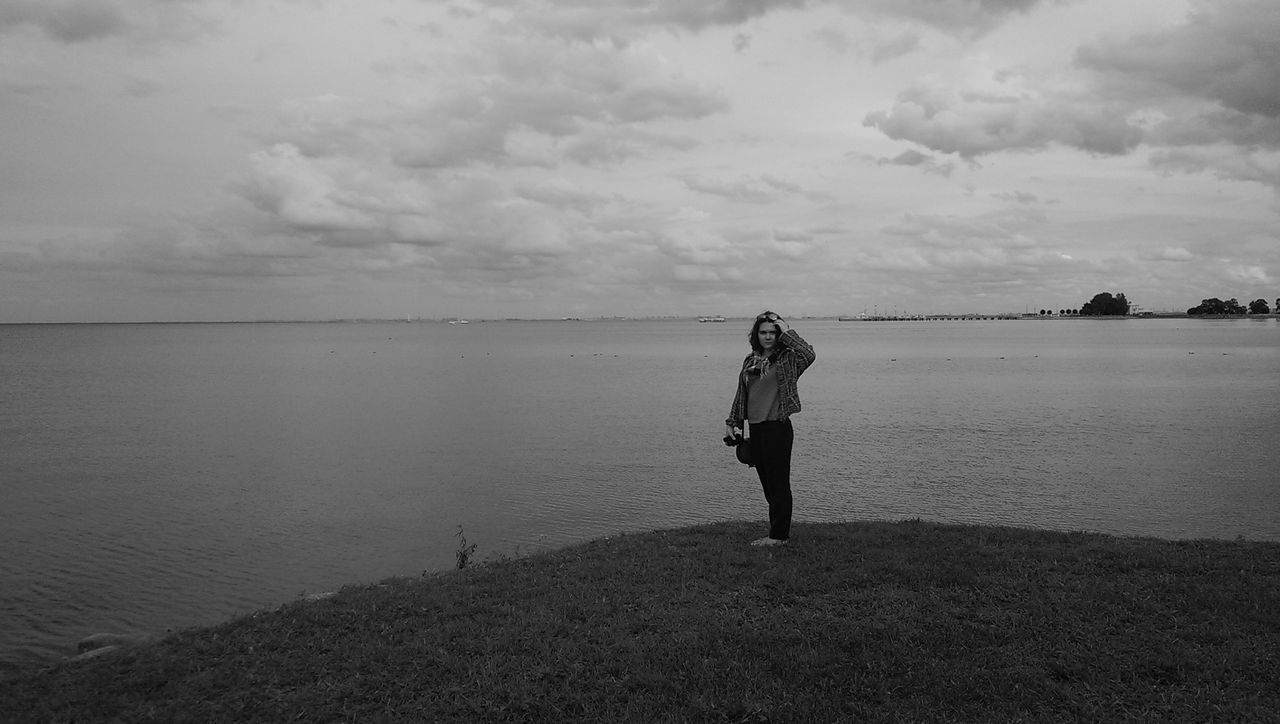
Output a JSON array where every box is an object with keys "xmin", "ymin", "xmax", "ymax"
[
  {"xmin": 1076, "ymin": 0, "xmax": 1280, "ymax": 119},
  {"xmin": 1071, "ymin": 0, "xmax": 1280, "ymax": 190},
  {"xmin": 478, "ymin": 0, "xmax": 811, "ymax": 41},
  {"xmin": 0, "ymin": 0, "xmax": 128, "ymax": 42},
  {"xmin": 0, "ymin": 0, "xmax": 215, "ymax": 44},
  {"xmin": 476, "ymin": 0, "xmax": 1061, "ymax": 42},
  {"xmin": 855, "ymin": 0, "xmax": 1063, "ymax": 38}
]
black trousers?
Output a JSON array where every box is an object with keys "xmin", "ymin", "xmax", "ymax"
[{"xmin": 748, "ymin": 419, "xmax": 793, "ymax": 540}]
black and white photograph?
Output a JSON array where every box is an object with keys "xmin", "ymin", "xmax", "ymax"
[{"xmin": 2, "ymin": 1, "xmax": 1278, "ymax": 720}]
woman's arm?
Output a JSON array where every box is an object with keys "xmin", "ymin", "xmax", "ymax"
[
  {"xmin": 725, "ymin": 357, "xmax": 749, "ymax": 433},
  {"xmin": 774, "ymin": 316, "xmax": 815, "ymax": 373}
]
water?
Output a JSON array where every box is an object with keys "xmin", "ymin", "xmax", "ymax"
[{"xmin": 2, "ymin": 318, "xmax": 1278, "ymax": 670}]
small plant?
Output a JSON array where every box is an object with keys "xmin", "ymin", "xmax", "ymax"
[{"xmin": 454, "ymin": 526, "xmax": 478, "ymax": 569}]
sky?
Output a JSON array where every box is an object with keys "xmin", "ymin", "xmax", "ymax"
[{"xmin": 2, "ymin": 0, "xmax": 1278, "ymax": 322}]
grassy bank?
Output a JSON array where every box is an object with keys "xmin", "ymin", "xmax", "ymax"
[{"xmin": 3, "ymin": 520, "xmax": 1278, "ymax": 722}]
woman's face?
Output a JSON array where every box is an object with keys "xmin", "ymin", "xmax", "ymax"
[{"xmin": 757, "ymin": 322, "xmax": 780, "ymax": 352}]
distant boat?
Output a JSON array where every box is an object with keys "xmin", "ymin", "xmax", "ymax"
[
  {"xmin": 698, "ymin": 316, "xmax": 726, "ymax": 323},
  {"xmin": 448, "ymin": 319, "xmax": 469, "ymax": 325}
]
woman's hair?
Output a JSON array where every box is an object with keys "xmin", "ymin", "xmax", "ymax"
[{"xmin": 748, "ymin": 316, "xmax": 782, "ymax": 355}]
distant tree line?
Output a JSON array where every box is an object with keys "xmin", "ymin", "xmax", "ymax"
[
  {"xmin": 1187, "ymin": 298, "xmax": 1273, "ymax": 315},
  {"xmin": 1031, "ymin": 293, "xmax": 1276, "ymax": 317}
]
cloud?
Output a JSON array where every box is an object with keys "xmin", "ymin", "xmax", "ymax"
[
  {"xmin": 269, "ymin": 38, "xmax": 728, "ymax": 171},
  {"xmin": 864, "ymin": 74, "xmax": 1142, "ymax": 158},
  {"xmin": 1147, "ymin": 246, "xmax": 1194, "ymax": 262},
  {"xmin": 515, "ymin": 179, "xmax": 615, "ymax": 214},
  {"xmin": 213, "ymin": 20, "xmax": 740, "ymax": 286},
  {"xmin": 1149, "ymin": 147, "xmax": 1280, "ymax": 188},
  {"xmin": 767, "ymin": 228, "xmax": 819, "ymax": 260},
  {"xmin": 1075, "ymin": 0, "xmax": 1280, "ymax": 119},
  {"xmin": 810, "ymin": 25, "xmax": 921, "ymax": 63},
  {"xmin": 474, "ymin": 0, "xmax": 1064, "ymax": 43},
  {"xmin": 1225, "ymin": 264, "xmax": 1269, "ymax": 284},
  {"xmin": 673, "ymin": 264, "xmax": 731, "ymax": 282},
  {"xmin": 869, "ymin": 32, "xmax": 922, "ymax": 64},
  {"xmin": 864, "ymin": 0, "xmax": 1280, "ymax": 192},
  {"xmin": 864, "ymin": 211, "xmax": 1094, "ymax": 295},
  {"xmin": 1073, "ymin": 0, "xmax": 1280, "ymax": 186},
  {"xmin": 475, "ymin": 0, "xmax": 811, "ymax": 41},
  {"xmin": 0, "ymin": 0, "xmax": 127, "ymax": 42},
  {"xmin": 653, "ymin": 226, "xmax": 747, "ymax": 286},
  {"xmin": 680, "ymin": 173, "xmax": 807, "ymax": 203},
  {"xmin": 0, "ymin": 0, "xmax": 215, "ymax": 44},
  {"xmin": 561, "ymin": 128, "xmax": 700, "ymax": 166},
  {"xmin": 878, "ymin": 149, "xmax": 956, "ymax": 177},
  {"xmin": 991, "ymin": 190, "xmax": 1043, "ymax": 204},
  {"xmin": 4, "ymin": 215, "xmax": 333, "ymax": 285},
  {"xmin": 239, "ymin": 144, "xmax": 381, "ymax": 235},
  {"xmin": 855, "ymin": 0, "xmax": 1061, "ymax": 37}
]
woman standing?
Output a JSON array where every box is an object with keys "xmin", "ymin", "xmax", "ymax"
[{"xmin": 724, "ymin": 311, "xmax": 816, "ymax": 546}]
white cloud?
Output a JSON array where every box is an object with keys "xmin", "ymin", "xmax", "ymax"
[
  {"xmin": 864, "ymin": 73, "xmax": 1143, "ymax": 157},
  {"xmin": 1226, "ymin": 264, "xmax": 1270, "ymax": 284},
  {"xmin": 239, "ymin": 144, "xmax": 380, "ymax": 234},
  {"xmin": 1141, "ymin": 246, "xmax": 1194, "ymax": 262}
]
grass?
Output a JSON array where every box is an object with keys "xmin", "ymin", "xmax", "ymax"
[{"xmin": 2, "ymin": 520, "xmax": 1278, "ymax": 722}]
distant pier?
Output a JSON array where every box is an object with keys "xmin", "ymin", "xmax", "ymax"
[{"xmin": 837, "ymin": 314, "xmax": 1022, "ymax": 321}]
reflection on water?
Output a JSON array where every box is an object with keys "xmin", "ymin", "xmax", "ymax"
[{"xmin": 2, "ymin": 318, "xmax": 1277, "ymax": 669}]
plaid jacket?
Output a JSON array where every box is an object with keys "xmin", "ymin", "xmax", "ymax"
[{"xmin": 725, "ymin": 329, "xmax": 816, "ymax": 428}]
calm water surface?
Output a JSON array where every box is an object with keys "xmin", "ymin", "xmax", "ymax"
[{"xmin": 2, "ymin": 318, "xmax": 1278, "ymax": 670}]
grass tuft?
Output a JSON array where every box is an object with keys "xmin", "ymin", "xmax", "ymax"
[
  {"xmin": 2, "ymin": 520, "xmax": 1277, "ymax": 722},
  {"xmin": 453, "ymin": 525, "xmax": 478, "ymax": 570}
]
